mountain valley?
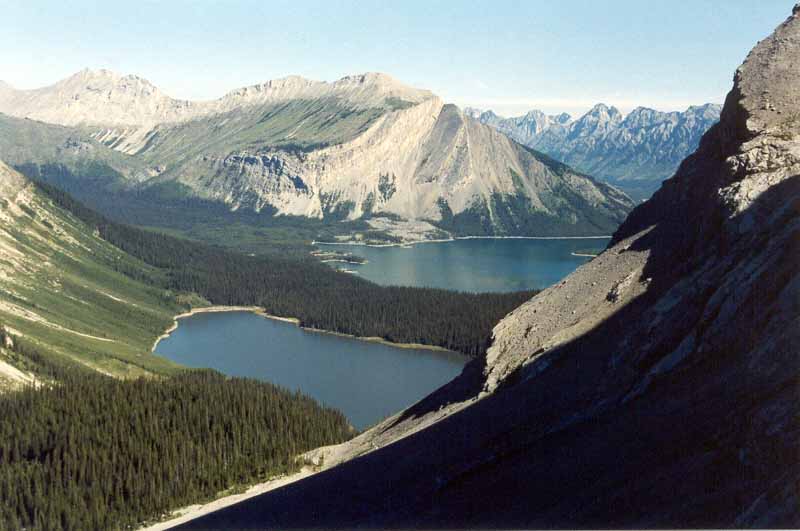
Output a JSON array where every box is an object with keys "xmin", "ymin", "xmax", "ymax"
[
  {"xmin": 176, "ymin": 5, "xmax": 800, "ymax": 529},
  {"xmin": 0, "ymin": 2, "xmax": 796, "ymax": 530}
]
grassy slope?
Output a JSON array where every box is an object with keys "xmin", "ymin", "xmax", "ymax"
[
  {"xmin": 139, "ymin": 98, "xmax": 385, "ymax": 169},
  {"xmin": 0, "ymin": 169, "xmax": 187, "ymax": 382},
  {"xmin": 0, "ymin": 113, "xmax": 140, "ymax": 177}
]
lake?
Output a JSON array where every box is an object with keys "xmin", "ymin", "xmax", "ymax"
[
  {"xmin": 157, "ymin": 238, "xmax": 606, "ymax": 430},
  {"xmin": 155, "ymin": 311, "xmax": 469, "ymax": 430},
  {"xmin": 319, "ymin": 237, "xmax": 609, "ymax": 292}
]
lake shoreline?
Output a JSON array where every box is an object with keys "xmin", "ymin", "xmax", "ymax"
[
  {"xmin": 151, "ymin": 306, "xmax": 456, "ymax": 355},
  {"xmin": 313, "ymin": 234, "xmax": 613, "ymax": 249}
]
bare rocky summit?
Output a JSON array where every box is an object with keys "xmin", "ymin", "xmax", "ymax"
[
  {"xmin": 0, "ymin": 69, "xmax": 433, "ymax": 127},
  {"xmin": 0, "ymin": 72, "xmax": 634, "ymax": 238},
  {"xmin": 179, "ymin": 6, "xmax": 800, "ymax": 529}
]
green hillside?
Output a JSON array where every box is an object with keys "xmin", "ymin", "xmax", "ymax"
[{"xmin": 0, "ymin": 160, "xmax": 186, "ymax": 384}]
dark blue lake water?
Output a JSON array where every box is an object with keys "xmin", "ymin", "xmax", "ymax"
[
  {"xmin": 320, "ymin": 237, "xmax": 608, "ymax": 292},
  {"xmin": 155, "ymin": 311, "xmax": 469, "ymax": 430},
  {"xmin": 157, "ymin": 239, "xmax": 607, "ymax": 429}
]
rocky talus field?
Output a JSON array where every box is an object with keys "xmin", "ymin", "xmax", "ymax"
[{"xmin": 178, "ymin": 6, "xmax": 800, "ymax": 529}]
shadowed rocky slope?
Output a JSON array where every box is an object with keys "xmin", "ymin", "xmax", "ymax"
[{"xmin": 179, "ymin": 6, "xmax": 800, "ymax": 529}]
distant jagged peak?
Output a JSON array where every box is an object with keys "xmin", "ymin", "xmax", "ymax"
[
  {"xmin": 335, "ymin": 71, "xmax": 411, "ymax": 90},
  {"xmin": 462, "ymin": 107, "xmax": 484, "ymax": 120},
  {"xmin": 463, "ymin": 107, "xmax": 504, "ymax": 122},
  {"xmin": 621, "ymin": 106, "xmax": 675, "ymax": 127},
  {"xmin": 685, "ymin": 102, "xmax": 723, "ymax": 114},
  {"xmin": 522, "ymin": 108, "xmax": 547, "ymax": 119},
  {"xmin": 68, "ymin": 67, "xmax": 149, "ymax": 83},
  {"xmin": 52, "ymin": 67, "xmax": 173, "ymax": 100},
  {"xmin": 585, "ymin": 102, "xmax": 623, "ymax": 121}
]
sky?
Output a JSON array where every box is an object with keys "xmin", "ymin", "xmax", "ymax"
[{"xmin": 0, "ymin": 0, "xmax": 793, "ymax": 117}]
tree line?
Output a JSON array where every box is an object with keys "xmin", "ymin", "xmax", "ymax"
[{"xmin": 36, "ymin": 181, "xmax": 536, "ymax": 357}]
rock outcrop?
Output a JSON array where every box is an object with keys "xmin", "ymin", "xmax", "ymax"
[{"xmin": 179, "ymin": 6, "xmax": 799, "ymax": 529}]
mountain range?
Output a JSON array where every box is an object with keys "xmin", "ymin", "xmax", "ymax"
[
  {"xmin": 0, "ymin": 71, "xmax": 633, "ymax": 242},
  {"xmin": 467, "ymin": 102, "xmax": 722, "ymax": 200},
  {"xmin": 180, "ymin": 6, "xmax": 800, "ymax": 528}
]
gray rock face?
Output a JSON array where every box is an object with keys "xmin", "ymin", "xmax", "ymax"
[
  {"xmin": 180, "ymin": 6, "xmax": 800, "ymax": 529},
  {"xmin": 471, "ymin": 101, "xmax": 722, "ymax": 193}
]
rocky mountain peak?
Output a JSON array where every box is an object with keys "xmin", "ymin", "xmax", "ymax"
[
  {"xmin": 568, "ymin": 103, "xmax": 623, "ymax": 139},
  {"xmin": 219, "ymin": 75, "xmax": 322, "ymax": 102},
  {"xmin": 622, "ymin": 106, "xmax": 663, "ymax": 124},
  {"xmin": 523, "ymin": 109, "xmax": 547, "ymax": 119},
  {"xmin": 463, "ymin": 107, "xmax": 482, "ymax": 119},
  {"xmin": 336, "ymin": 71, "xmax": 400, "ymax": 87},
  {"xmin": 586, "ymin": 102, "xmax": 623, "ymax": 122},
  {"xmin": 718, "ymin": 5, "xmax": 800, "ymax": 146},
  {"xmin": 60, "ymin": 68, "xmax": 164, "ymax": 96}
]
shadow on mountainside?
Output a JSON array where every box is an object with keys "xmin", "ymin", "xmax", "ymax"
[{"xmin": 178, "ymin": 174, "xmax": 799, "ymax": 529}]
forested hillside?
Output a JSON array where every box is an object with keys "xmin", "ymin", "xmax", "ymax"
[
  {"xmin": 0, "ymin": 334, "xmax": 352, "ymax": 530},
  {"xmin": 36, "ymin": 181, "xmax": 535, "ymax": 356}
]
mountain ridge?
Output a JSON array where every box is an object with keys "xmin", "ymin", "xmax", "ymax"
[
  {"xmin": 469, "ymin": 101, "xmax": 722, "ymax": 199},
  {"xmin": 0, "ymin": 69, "xmax": 435, "ymax": 127},
  {"xmin": 0, "ymin": 72, "xmax": 635, "ymax": 240}
]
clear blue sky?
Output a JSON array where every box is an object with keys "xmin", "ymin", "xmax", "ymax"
[{"xmin": 0, "ymin": 0, "xmax": 793, "ymax": 116}]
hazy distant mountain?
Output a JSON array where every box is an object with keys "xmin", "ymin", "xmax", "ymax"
[
  {"xmin": 468, "ymin": 102, "xmax": 722, "ymax": 199},
  {"xmin": 0, "ymin": 70, "xmax": 634, "ymax": 240}
]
